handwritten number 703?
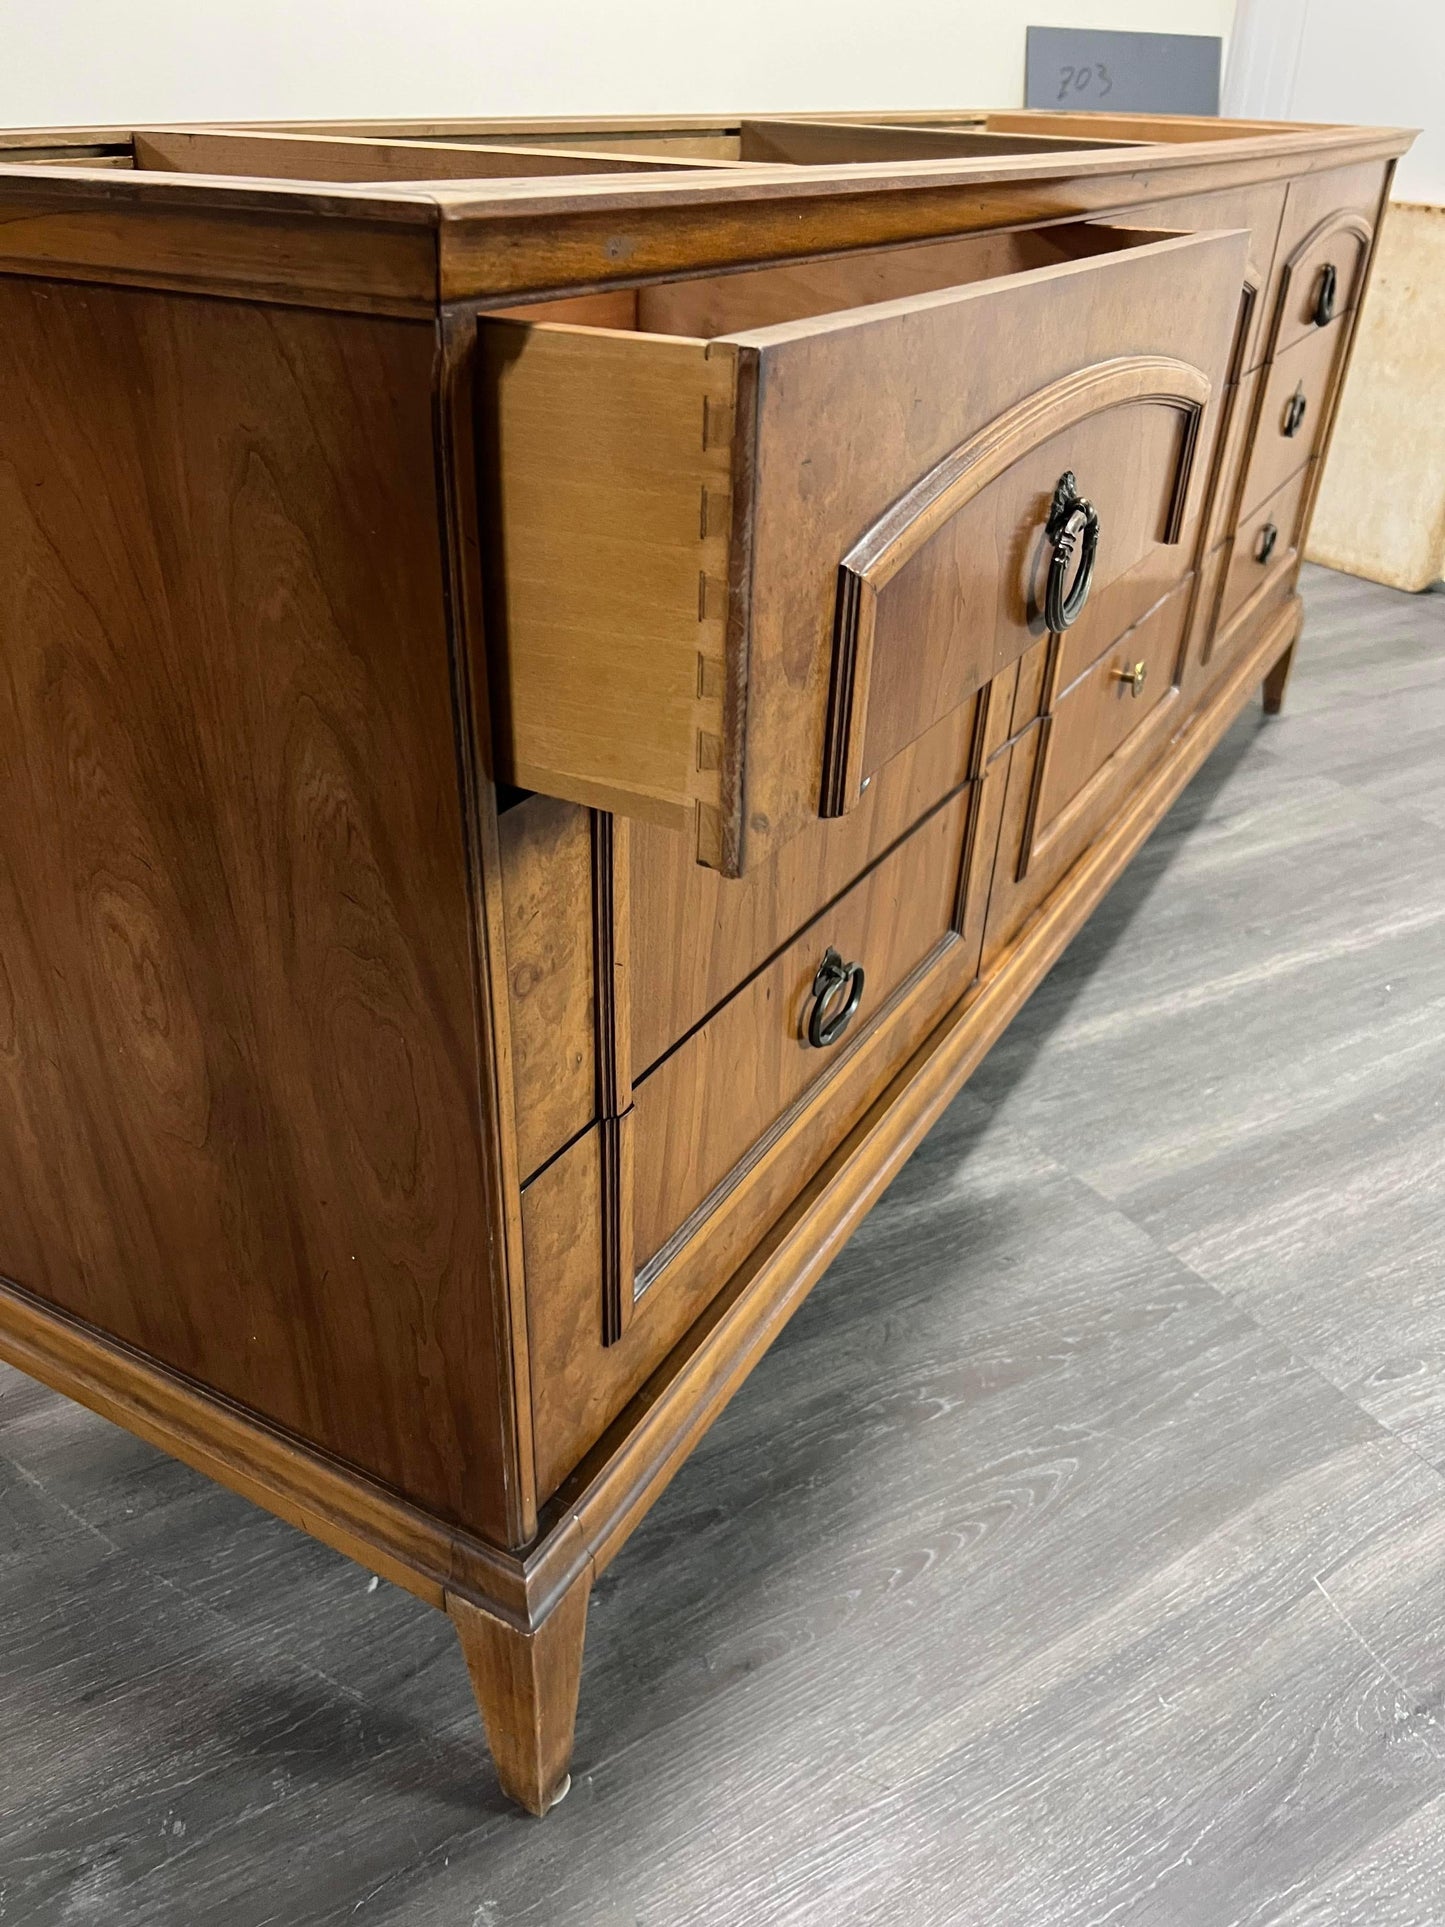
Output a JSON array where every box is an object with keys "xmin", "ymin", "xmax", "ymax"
[{"xmin": 1056, "ymin": 62, "xmax": 1113, "ymax": 102}]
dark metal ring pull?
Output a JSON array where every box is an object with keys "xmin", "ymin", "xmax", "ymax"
[
  {"xmin": 1044, "ymin": 470, "xmax": 1101, "ymax": 632},
  {"xmin": 1282, "ymin": 383, "xmax": 1308, "ymax": 439},
  {"xmin": 1256, "ymin": 521, "xmax": 1278, "ymax": 565},
  {"xmin": 806, "ymin": 945, "xmax": 865, "ymax": 1049},
  {"xmin": 1313, "ymin": 261, "xmax": 1338, "ymax": 327}
]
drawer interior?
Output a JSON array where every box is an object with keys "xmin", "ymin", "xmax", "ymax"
[
  {"xmin": 633, "ymin": 224, "xmax": 1139, "ymax": 335},
  {"xmin": 496, "ymin": 224, "xmax": 1147, "ymax": 338}
]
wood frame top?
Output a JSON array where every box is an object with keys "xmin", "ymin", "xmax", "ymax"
[{"xmin": 0, "ymin": 110, "xmax": 1415, "ymax": 313}]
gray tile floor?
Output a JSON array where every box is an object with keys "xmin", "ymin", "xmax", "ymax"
[{"xmin": 3, "ymin": 564, "xmax": 1444, "ymax": 1926}]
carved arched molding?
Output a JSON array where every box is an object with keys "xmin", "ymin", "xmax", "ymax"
[
  {"xmin": 823, "ymin": 354, "xmax": 1213, "ymax": 816},
  {"xmin": 1266, "ymin": 207, "xmax": 1375, "ymax": 356}
]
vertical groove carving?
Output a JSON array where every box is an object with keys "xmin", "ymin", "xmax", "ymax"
[{"xmin": 591, "ymin": 812, "xmax": 635, "ymax": 1345}]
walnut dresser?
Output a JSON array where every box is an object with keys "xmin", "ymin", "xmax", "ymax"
[{"xmin": 0, "ymin": 107, "xmax": 1413, "ymax": 1815}]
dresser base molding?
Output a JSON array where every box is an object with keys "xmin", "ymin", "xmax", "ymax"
[{"xmin": 0, "ymin": 594, "xmax": 1301, "ymax": 1807}]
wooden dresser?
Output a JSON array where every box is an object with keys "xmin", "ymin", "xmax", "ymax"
[{"xmin": 0, "ymin": 107, "xmax": 1411, "ymax": 1814}]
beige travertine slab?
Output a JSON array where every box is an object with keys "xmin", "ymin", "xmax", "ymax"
[{"xmin": 1309, "ymin": 202, "xmax": 1445, "ymax": 591}]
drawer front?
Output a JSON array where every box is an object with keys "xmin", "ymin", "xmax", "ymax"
[
  {"xmin": 1221, "ymin": 465, "xmax": 1313, "ymax": 635},
  {"xmin": 632, "ymin": 785, "xmax": 974, "ymax": 1273},
  {"xmin": 1225, "ymin": 460, "xmax": 1310, "ymax": 628},
  {"xmin": 630, "ymin": 693, "xmax": 981, "ymax": 1073},
  {"xmin": 522, "ymin": 750, "xmax": 1008, "ymax": 1500},
  {"xmin": 1265, "ymin": 162, "xmax": 1385, "ymax": 361},
  {"xmin": 982, "ymin": 576, "xmax": 1191, "ymax": 967},
  {"xmin": 830, "ymin": 350, "xmax": 1216, "ymax": 816},
  {"xmin": 1238, "ymin": 316, "xmax": 1345, "ymax": 521},
  {"xmin": 1034, "ymin": 585, "xmax": 1187, "ymax": 844},
  {"xmin": 478, "ymin": 224, "xmax": 1247, "ymax": 876}
]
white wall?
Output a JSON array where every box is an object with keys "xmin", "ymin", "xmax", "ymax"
[
  {"xmin": 0, "ymin": 0, "xmax": 1234, "ymax": 130},
  {"xmin": 1225, "ymin": 0, "xmax": 1444, "ymax": 202}
]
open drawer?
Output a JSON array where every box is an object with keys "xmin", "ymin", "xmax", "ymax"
[{"xmin": 476, "ymin": 222, "xmax": 1247, "ymax": 875}]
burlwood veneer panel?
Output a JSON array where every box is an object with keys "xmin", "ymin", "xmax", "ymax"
[
  {"xmin": 0, "ymin": 278, "xmax": 512, "ymax": 1533},
  {"xmin": 499, "ymin": 796, "xmax": 597, "ymax": 1180},
  {"xmin": 628, "ymin": 696, "xmax": 979, "ymax": 1073},
  {"xmin": 630, "ymin": 785, "xmax": 973, "ymax": 1268}
]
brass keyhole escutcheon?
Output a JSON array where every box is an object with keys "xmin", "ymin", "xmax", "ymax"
[{"xmin": 1115, "ymin": 659, "xmax": 1148, "ymax": 699}]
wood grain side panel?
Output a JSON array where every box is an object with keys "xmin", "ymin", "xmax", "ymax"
[{"xmin": 0, "ymin": 279, "xmax": 511, "ymax": 1533}]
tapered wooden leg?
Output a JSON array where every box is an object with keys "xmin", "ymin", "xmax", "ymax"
[
  {"xmin": 448, "ymin": 1568, "xmax": 592, "ymax": 1816},
  {"xmin": 1262, "ymin": 638, "xmax": 1297, "ymax": 715}
]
